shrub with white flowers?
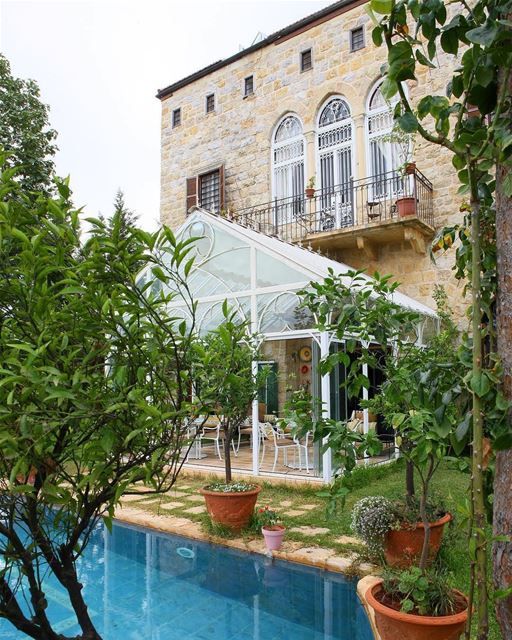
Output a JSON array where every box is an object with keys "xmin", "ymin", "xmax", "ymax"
[{"xmin": 351, "ymin": 496, "xmax": 399, "ymax": 555}]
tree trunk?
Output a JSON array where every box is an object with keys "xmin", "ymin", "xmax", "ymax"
[
  {"xmin": 494, "ymin": 61, "xmax": 512, "ymax": 636},
  {"xmin": 469, "ymin": 172, "xmax": 488, "ymax": 640},
  {"xmin": 224, "ymin": 426, "xmax": 232, "ymax": 483},
  {"xmin": 406, "ymin": 460, "xmax": 415, "ymax": 497}
]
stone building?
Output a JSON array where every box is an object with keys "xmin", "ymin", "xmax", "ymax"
[
  {"xmin": 158, "ymin": 0, "xmax": 465, "ymax": 318},
  {"xmin": 157, "ymin": 0, "xmax": 465, "ymax": 322},
  {"xmin": 154, "ymin": 1, "xmax": 466, "ymax": 479}
]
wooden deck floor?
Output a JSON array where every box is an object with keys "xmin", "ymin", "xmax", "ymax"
[{"xmin": 183, "ymin": 440, "xmax": 396, "ymax": 482}]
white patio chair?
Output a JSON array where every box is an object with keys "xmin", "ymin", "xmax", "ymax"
[
  {"xmin": 270, "ymin": 425, "xmax": 300, "ymax": 472},
  {"xmin": 199, "ymin": 423, "xmax": 223, "ymax": 460},
  {"xmin": 292, "ymin": 431, "xmax": 311, "ymax": 474},
  {"xmin": 258, "ymin": 422, "xmax": 274, "ymax": 465}
]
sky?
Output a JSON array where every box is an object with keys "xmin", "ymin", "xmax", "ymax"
[{"xmin": 1, "ymin": 0, "xmax": 333, "ymax": 230}]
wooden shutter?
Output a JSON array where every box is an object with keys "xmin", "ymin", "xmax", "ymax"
[
  {"xmin": 218, "ymin": 165, "xmax": 225, "ymax": 211},
  {"xmin": 186, "ymin": 177, "xmax": 197, "ymax": 213}
]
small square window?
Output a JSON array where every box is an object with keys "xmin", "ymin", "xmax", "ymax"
[
  {"xmin": 206, "ymin": 93, "xmax": 215, "ymax": 113},
  {"xmin": 350, "ymin": 26, "xmax": 365, "ymax": 52},
  {"xmin": 244, "ymin": 75, "xmax": 254, "ymax": 97},
  {"xmin": 172, "ymin": 108, "xmax": 181, "ymax": 128},
  {"xmin": 300, "ymin": 48, "xmax": 312, "ymax": 72}
]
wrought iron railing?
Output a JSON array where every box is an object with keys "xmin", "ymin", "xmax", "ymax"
[{"xmin": 229, "ymin": 169, "xmax": 433, "ymax": 244}]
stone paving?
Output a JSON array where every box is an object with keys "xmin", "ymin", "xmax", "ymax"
[{"xmin": 115, "ymin": 479, "xmax": 377, "ymax": 580}]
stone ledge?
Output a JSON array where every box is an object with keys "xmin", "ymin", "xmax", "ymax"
[
  {"xmin": 357, "ymin": 575, "xmax": 382, "ymax": 640},
  {"xmin": 114, "ymin": 506, "xmax": 377, "ymax": 578}
]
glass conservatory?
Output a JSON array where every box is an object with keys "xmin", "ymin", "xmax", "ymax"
[{"xmin": 166, "ymin": 208, "xmax": 437, "ymax": 482}]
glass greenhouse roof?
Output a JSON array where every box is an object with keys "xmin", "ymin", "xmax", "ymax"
[{"xmin": 166, "ymin": 208, "xmax": 437, "ymax": 337}]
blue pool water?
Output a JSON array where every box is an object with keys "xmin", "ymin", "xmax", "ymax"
[{"xmin": 1, "ymin": 521, "xmax": 373, "ymax": 639}]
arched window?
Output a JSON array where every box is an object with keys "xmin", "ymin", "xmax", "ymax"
[
  {"xmin": 316, "ymin": 97, "xmax": 354, "ymax": 227},
  {"xmin": 272, "ymin": 115, "xmax": 305, "ymax": 221},
  {"xmin": 366, "ymin": 81, "xmax": 401, "ymax": 194}
]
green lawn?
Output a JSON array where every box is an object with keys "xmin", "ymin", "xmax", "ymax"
[{"xmin": 123, "ymin": 459, "xmax": 502, "ymax": 640}]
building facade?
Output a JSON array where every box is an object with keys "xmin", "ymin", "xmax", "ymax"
[{"xmin": 157, "ymin": 0, "xmax": 465, "ymax": 319}]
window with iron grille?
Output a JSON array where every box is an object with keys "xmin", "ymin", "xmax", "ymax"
[
  {"xmin": 350, "ymin": 27, "xmax": 365, "ymax": 52},
  {"xmin": 206, "ymin": 93, "xmax": 215, "ymax": 113},
  {"xmin": 300, "ymin": 49, "xmax": 312, "ymax": 72},
  {"xmin": 172, "ymin": 108, "xmax": 181, "ymax": 128},
  {"xmin": 199, "ymin": 170, "xmax": 221, "ymax": 212},
  {"xmin": 244, "ymin": 75, "xmax": 254, "ymax": 97}
]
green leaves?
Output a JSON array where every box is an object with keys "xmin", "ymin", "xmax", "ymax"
[
  {"xmin": 398, "ymin": 111, "xmax": 418, "ymax": 133},
  {"xmin": 370, "ymin": 0, "xmax": 394, "ymax": 15}
]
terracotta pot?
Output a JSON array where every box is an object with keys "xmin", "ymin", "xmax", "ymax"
[
  {"xmin": 405, "ymin": 162, "xmax": 417, "ymax": 175},
  {"xmin": 200, "ymin": 485, "xmax": 261, "ymax": 532},
  {"xmin": 305, "ymin": 187, "xmax": 315, "ymax": 198},
  {"xmin": 365, "ymin": 581, "xmax": 468, "ymax": 640},
  {"xmin": 262, "ymin": 525, "xmax": 286, "ymax": 551},
  {"xmin": 397, "ymin": 196, "xmax": 416, "ymax": 217},
  {"xmin": 384, "ymin": 513, "xmax": 452, "ymax": 567}
]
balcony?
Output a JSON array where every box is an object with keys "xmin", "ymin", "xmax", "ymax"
[{"xmin": 231, "ymin": 169, "xmax": 434, "ymax": 257}]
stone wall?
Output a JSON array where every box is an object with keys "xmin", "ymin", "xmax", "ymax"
[{"xmin": 159, "ymin": 3, "xmax": 468, "ymax": 325}]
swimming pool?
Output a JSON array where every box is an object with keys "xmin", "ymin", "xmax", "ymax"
[{"xmin": 1, "ymin": 520, "xmax": 373, "ymax": 639}]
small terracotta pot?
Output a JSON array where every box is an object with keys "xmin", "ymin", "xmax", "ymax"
[
  {"xmin": 397, "ymin": 196, "xmax": 416, "ymax": 217},
  {"xmin": 384, "ymin": 513, "xmax": 452, "ymax": 567},
  {"xmin": 405, "ymin": 162, "xmax": 417, "ymax": 175},
  {"xmin": 365, "ymin": 581, "xmax": 468, "ymax": 640},
  {"xmin": 262, "ymin": 525, "xmax": 286, "ymax": 551},
  {"xmin": 200, "ymin": 485, "xmax": 261, "ymax": 532},
  {"xmin": 305, "ymin": 187, "xmax": 315, "ymax": 198}
]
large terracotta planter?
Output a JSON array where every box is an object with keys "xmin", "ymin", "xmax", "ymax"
[
  {"xmin": 200, "ymin": 485, "xmax": 261, "ymax": 532},
  {"xmin": 262, "ymin": 525, "xmax": 286, "ymax": 551},
  {"xmin": 384, "ymin": 513, "xmax": 452, "ymax": 567},
  {"xmin": 365, "ymin": 580, "xmax": 468, "ymax": 640},
  {"xmin": 397, "ymin": 196, "xmax": 416, "ymax": 217}
]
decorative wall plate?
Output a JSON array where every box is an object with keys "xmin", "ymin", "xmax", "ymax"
[{"xmin": 299, "ymin": 346, "xmax": 312, "ymax": 362}]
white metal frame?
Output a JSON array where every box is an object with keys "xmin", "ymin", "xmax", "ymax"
[{"xmin": 169, "ymin": 209, "xmax": 437, "ymax": 483}]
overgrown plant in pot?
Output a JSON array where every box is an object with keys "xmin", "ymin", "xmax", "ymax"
[
  {"xmin": 195, "ymin": 306, "xmax": 268, "ymax": 532},
  {"xmin": 382, "ymin": 123, "xmax": 417, "ymax": 217},
  {"xmin": 256, "ymin": 506, "xmax": 286, "ymax": 551},
  {"xmin": 352, "ymin": 494, "xmax": 450, "ymax": 567},
  {"xmin": 366, "ymin": 567, "xmax": 468, "ymax": 640}
]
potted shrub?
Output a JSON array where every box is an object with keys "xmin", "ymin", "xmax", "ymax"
[
  {"xmin": 257, "ymin": 506, "xmax": 286, "ymax": 551},
  {"xmin": 382, "ymin": 125, "xmax": 417, "ymax": 217},
  {"xmin": 200, "ymin": 481, "xmax": 261, "ymax": 532},
  {"xmin": 352, "ymin": 495, "xmax": 451, "ymax": 567},
  {"xmin": 195, "ymin": 306, "xmax": 268, "ymax": 532},
  {"xmin": 365, "ymin": 567, "xmax": 468, "ymax": 640},
  {"xmin": 305, "ymin": 176, "xmax": 316, "ymax": 198}
]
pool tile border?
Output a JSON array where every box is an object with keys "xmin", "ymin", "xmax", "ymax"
[{"xmin": 114, "ymin": 505, "xmax": 376, "ymax": 577}]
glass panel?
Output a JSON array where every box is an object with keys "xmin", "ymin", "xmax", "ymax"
[
  {"xmin": 274, "ymin": 116, "xmax": 302, "ymax": 142},
  {"xmin": 255, "ymin": 250, "xmax": 308, "ymax": 288},
  {"xmin": 197, "ymin": 298, "xmax": 249, "ymax": 336},
  {"xmin": 258, "ymin": 292, "xmax": 314, "ymax": 333},
  {"xmin": 199, "ymin": 170, "xmax": 220, "ymax": 213}
]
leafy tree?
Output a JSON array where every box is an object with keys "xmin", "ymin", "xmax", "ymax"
[
  {"xmin": 194, "ymin": 307, "xmax": 266, "ymax": 483},
  {"xmin": 0, "ymin": 152, "xmax": 203, "ymax": 639},
  {"xmin": 0, "ymin": 54, "xmax": 58, "ymax": 195},
  {"xmin": 110, "ymin": 189, "xmax": 138, "ymax": 239},
  {"xmin": 367, "ymin": 0, "xmax": 512, "ymax": 635}
]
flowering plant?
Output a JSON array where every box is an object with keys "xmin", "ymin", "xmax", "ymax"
[
  {"xmin": 351, "ymin": 496, "xmax": 399, "ymax": 555},
  {"xmin": 255, "ymin": 505, "xmax": 281, "ymax": 528},
  {"xmin": 205, "ymin": 481, "xmax": 257, "ymax": 493}
]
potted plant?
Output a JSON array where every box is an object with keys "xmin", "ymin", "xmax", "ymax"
[
  {"xmin": 305, "ymin": 176, "xmax": 316, "ymax": 198},
  {"xmin": 383, "ymin": 124, "xmax": 417, "ymax": 217},
  {"xmin": 365, "ymin": 567, "xmax": 468, "ymax": 640},
  {"xmin": 195, "ymin": 305, "xmax": 268, "ymax": 532},
  {"xmin": 257, "ymin": 506, "xmax": 286, "ymax": 551},
  {"xmin": 200, "ymin": 480, "xmax": 261, "ymax": 532},
  {"xmin": 352, "ymin": 495, "xmax": 451, "ymax": 567}
]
